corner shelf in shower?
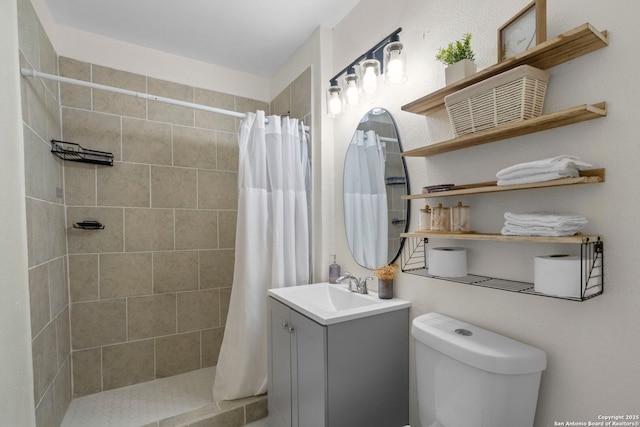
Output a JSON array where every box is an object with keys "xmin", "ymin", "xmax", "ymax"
[
  {"xmin": 400, "ymin": 234, "xmax": 603, "ymax": 301},
  {"xmin": 51, "ymin": 140, "xmax": 114, "ymax": 166}
]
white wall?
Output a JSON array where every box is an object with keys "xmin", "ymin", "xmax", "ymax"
[
  {"xmin": 0, "ymin": 0, "xmax": 37, "ymax": 425},
  {"xmin": 270, "ymin": 26, "xmax": 337, "ymax": 281},
  {"xmin": 29, "ymin": 0, "xmax": 270, "ymax": 102},
  {"xmin": 329, "ymin": 0, "xmax": 640, "ymax": 426}
]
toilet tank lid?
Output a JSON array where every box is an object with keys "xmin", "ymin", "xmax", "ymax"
[{"xmin": 412, "ymin": 313, "xmax": 547, "ymax": 375}]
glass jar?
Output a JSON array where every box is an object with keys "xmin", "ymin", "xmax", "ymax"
[
  {"xmin": 419, "ymin": 205, "xmax": 431, "ymax": 230},
  {"xmin": 450, "ymin": 201, "xmax": 471, "ymax": 232},
  {"xmin": 431, "ymin": 203, "xmax": 451, "ymax": 231}
]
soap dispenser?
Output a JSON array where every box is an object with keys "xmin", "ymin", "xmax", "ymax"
[{"xmin": 329, "ymin": 254, "xmax": 341, "ymax": 284}]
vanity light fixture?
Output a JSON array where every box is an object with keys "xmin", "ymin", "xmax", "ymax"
[
  {"xmin": 384, "ymin": 33, "xmax": 407, "ymax": 86},
  {"xmin": 343, "ymin": 67, "xmax": 361, "ymax": 108},
  {"xmin": 326, "ymin": 28, "xmax": 405, "ymax": 116},
  {"xmin": 327, "ymin": 79, "xmax": 343, "ymax": 116},
  {"xmin": 361, "ymin": 53, "xmax": 381, "ymax": 97}
]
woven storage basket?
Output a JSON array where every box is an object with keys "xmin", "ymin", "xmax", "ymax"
[{"xmin": 444, "ymin": 65, "xmax": 550, "ymax": 137}]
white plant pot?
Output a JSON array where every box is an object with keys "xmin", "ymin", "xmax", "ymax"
[{"xmin": 445, "ymin": 59, "xmax": 477, "ymax": 85}]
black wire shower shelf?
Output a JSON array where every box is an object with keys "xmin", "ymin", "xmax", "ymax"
[{"xmin": 51, "ymin": 140, "xmax": 114, "ymax": 166}]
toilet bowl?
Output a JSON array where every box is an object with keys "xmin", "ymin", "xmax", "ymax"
[{"xmin": 411, "ymin": 313, "xmax": 546, "ymax": 427}]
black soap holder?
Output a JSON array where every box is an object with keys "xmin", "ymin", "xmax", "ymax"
[
  {"xmin": 51, "ymin": 140, "xmax": 114, "ymax": 166},
  {"xmin": 73, "ymin": 221, "xmax": 105, "ymax": 230}
]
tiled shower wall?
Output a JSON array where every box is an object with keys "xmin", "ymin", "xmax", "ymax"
[
  {"xmin": 59, "ymin": 58, "xmax": 271, "ymax": 397},
  {"xmin": 18, "ymin": 0, "xmax": 312, "ymax": 420},
  {"xmin": 18, "ymin": 0, "xmax": 72, "ymax": 425}
]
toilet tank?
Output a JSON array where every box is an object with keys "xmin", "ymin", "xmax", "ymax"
[{"xmin": 412, "ymin": 313, "xmax": 546, "ymax": 427}]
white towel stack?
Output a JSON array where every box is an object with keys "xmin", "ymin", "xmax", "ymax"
[
  {"xmin": 496, "ymin": 155, "xmax": 593, "ymax": 186},
  {"xmin": 501, "ymin": 212, "xmax": 588, "ymax": 236}
]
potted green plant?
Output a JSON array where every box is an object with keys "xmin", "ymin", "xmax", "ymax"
[{"xmin": 436, "ymin": 33, "xmax": 477, "ymax": 85}]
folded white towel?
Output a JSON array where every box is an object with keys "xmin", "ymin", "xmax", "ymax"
[
  {"xmin": 504, "ymin": 212, "xmax": 588, "ymax": 227},
  {"xmin": 501, "ymin": 226, "xmax": 583, "ymax": 237},
  {"xmin": 496, "ymin": 155, "xmax": 593, "ymax": 181},
  {"xmin": 497, "ymin": 171, "xmax": 569, "ymax": 186},
  {"xmin": 501, "ymin": 212, "xmax": 588, "ymax": 236}
]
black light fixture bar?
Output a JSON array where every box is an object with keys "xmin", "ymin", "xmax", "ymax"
[{"xmin": 329, "ymin": 27, "xmax": 402, "ymax": 83}]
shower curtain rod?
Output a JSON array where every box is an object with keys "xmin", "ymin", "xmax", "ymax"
[{"xmin": 20, "ymin": 68, "xmax": 310, "ymax": 130}]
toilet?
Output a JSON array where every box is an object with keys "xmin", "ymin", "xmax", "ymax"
[{"xmin": 411, "ymin": 313, "xmax": 546, "ymax": 427}]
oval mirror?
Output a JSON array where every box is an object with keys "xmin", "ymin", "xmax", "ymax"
[{"xmin": 343, "ymin": 108, "xmax": 410, "ymax": 269}]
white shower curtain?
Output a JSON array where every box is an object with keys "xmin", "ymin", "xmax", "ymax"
[
  {"xmin": 344, "ymin": 130, "xmax": 388, "ymax": 268},
  {"xmin": 212, "ymin": 111, "xmax": 310, "ymax": 401}
]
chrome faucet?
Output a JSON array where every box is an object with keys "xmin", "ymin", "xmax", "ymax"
[{"xmin": 336, "ymin": 272, "xmax": 373, "ymax": 294}]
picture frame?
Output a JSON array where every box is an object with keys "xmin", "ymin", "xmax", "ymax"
[{"xmin": 498, "ymin": 0, "xmax": 546, "ymax": 62}]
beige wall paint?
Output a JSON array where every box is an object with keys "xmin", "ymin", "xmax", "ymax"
[
  {"xmin": 329, "ymin": 1, "xmax": 640, "ymax": 426},
  {"xmin": 0, "ymin": 0, "xmax": 37, "ymax": 425}
]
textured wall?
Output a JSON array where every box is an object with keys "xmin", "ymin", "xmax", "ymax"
[
  {"xmin": 18, "ymin": 0, "xmax": 72, "ymax": 424},
  {"xmin": 58, "ymin": 57, "xmax": 271, "ymax": 397},
  {"xmin": 329, "ymin": 1, "xmax": 640, "ymax": 426}
]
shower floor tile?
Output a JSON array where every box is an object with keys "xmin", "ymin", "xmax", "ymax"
[{"xmin": 61, "ymin": 367, "xmax": 216, "ymax": 427}]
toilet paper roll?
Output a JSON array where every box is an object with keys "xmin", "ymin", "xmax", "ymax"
[
  {"xmin": 534, "ymin": 254, "xmax": 581, "ymax": 298},
  {"xmin": 428, "ymin": 247, "xmax": 467, "ymax": 277}
]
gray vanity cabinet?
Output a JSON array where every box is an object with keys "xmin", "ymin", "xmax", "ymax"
[{"xmin": 267, "ymin": 297, "xmax": 409, "ymax": 427}]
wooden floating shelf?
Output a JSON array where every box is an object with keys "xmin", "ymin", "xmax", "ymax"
[
  {"xmin": 401, "ymin": 23, "xmax": 609, "ymax": 116},
  {"xmin": 403, "ymin": 168, "xmax": 605, "ymax": 199},
  {"xmin": 401, "ymin": 232, "xmax": 601, "ymax": 244},
  {"xmin": 402, "ymin": 103, "xmax": 607, "ymax": 157}
]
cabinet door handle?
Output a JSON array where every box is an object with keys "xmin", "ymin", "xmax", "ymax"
[{"xmin": 281, "ymin": 322, "xmax": 294, "ymax": 333}]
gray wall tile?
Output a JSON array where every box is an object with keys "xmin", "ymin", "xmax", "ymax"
[
  {"xmin": 71, "ymin": 299, "xmax": 127, "ymax": 349},
  {"xmin": 215, "ymin": 132, "xmax": 238, "ymax": 172},
  {"xmin": 72, "ymin": 348, "xmax": 102, "ymax": 397},
  {"xmin": 155, "ymin": 332, "xmax": 200, "ymax": 378},
  {"xmin": 92, "ymin": 65, "xmax": 146, "ymax": 118},
  {"xmin": 64, "ymin": 162, "xmax": 96, "ymax": 206},
  {"xmin": 68, "ymin": 254, "xmax": 99, "ymax": 302},
  {"xmin": 151, "ymin": 166, "xmax": 197, "ymax": 208},
  {"xmin": 175, "ymin": 210, "xmax": 218, "ymax": 250},
  {"xmin": 153, "ymin": 251, "xmax": 198, "ymax": 293},
  {"xmin": 147, "ymin": 78, "xmax": 194, "ymax": 126},
  {"xmin": 199, "ymin": 250, "xmax": 234, "ymax": 289},
  {"xmin": 194, "ymin": 88, "xmax": 236, "ymax": 132},
  {"xmin": 100, "ymin": 253, "xmax": 152, "ymax": 299},
  {"xmin": 62, "ymin": 108, "xmax": 122, "ymax": 161},
  {"xmin": 177, "ymin": 290, "xmax": 219, "ymax": 333},
  {"xmin": 197, "ymin": 170, "xmax": 238, "ymax": 209},
  {"xmin": 97, "ymin": 162, "xmax": 150, "ymax": 207},
  {"xmin": 29, "ymin": 263, "xmax": 50, "ymax": 338},
  {"xmin": 173, "ymin": 125, "xmax": 216, "ymax": 169},
  {"xmin": 66, "ymin": 207, "xmax": 124, "ymax": 254},
  {"xmin": 59, "ymin": 57, "xmax": 91, "ymax": 109},
  {"xmin": 102, "ymin": 340, "xmax": 154, "ymax": 390},
  {"xmin": 201, "ymin": 328, "xmax": 224, "ymax": 368},
  {"xmin": 48, "ymin": 256, "xmax": 68, "ymax": 317},
  {"xmin": 128, "ymin": 294, "xmax": 177, "ymax": 340},
  {"xmin": 122, "ymin": 118, "xmax": 172, "ymax": 165},
  {"xmin": 124, "ymin": 208, "xmax": 174, "ymax": 252}
]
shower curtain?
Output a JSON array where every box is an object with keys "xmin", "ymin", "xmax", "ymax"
[
  {"xmin": 212, "ymin": 111, "xmax": 310, "ymax": 401},
  {"xmin": 344, "ymin": 130, "xmax": 388, "ymax": 268}
]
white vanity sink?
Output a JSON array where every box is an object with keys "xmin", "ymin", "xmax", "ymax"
[{"xmin": 268, "ymin": 282, "xmax": 410, "ymax": 325}]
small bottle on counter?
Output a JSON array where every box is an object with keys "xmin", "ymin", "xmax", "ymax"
[
  {"xmin": 419, "ymin": 205, "xmax": 431, "ymax": 230},
  {"xmin": 329, "ymin": 254, "xmax": 341, "ymax": 284}
]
